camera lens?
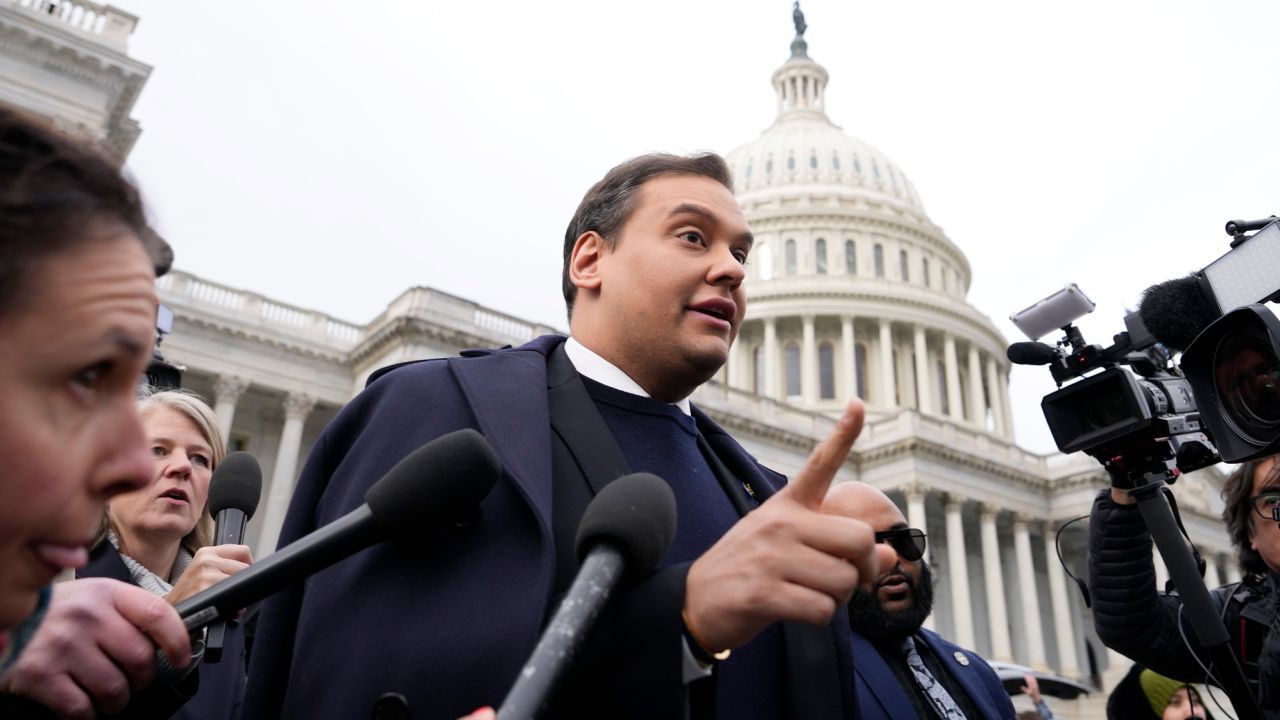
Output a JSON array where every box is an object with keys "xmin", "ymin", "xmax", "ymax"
[
  {"xmin": 1085, "ymin": 390, "xmax": 1129, "ymax": 430},
  {"xmin": 1215, "ymin": 333, "xmax": 1280, "ymax": 443}
]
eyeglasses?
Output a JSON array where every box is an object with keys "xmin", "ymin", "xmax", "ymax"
[
  {"xmin": 874, "ymin": 528, "xmax": 927, "ymax": 562},
  {"xmin": 1249, "ymin": 493, "xmax": 1280, "ymax": 522}
]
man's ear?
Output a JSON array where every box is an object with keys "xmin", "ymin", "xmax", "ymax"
[{"xmin": 569, "ymin": 231, "xmax": 605, "ymax": 292}]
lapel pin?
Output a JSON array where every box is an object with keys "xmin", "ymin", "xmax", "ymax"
[{"xmin": 953, "ymin": 651, "xmax": 969, "ymax": 666}]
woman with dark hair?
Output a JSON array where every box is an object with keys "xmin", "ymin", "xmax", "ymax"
[{"xmin": 0, "ymin": 106, "xmax": 191, "ymax": 716}]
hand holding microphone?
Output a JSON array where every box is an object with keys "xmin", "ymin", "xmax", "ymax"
[
  {"xmin": 175, "ymin": 429, "xmax": 502, "ymax": 632},
  {"xmin": 175, "ymin": 451, "xmax": 261, "ymax": 661}
]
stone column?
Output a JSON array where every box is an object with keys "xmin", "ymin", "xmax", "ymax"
[
  {"xmin": 258, "ymin": 392, "xmax": 317, "ymax": 554},
  {"xmin": 212, "ymin": 375, "xmax": 250, "ymax": 444},
  {"xmin": 998, "ymin": 369, "xmax": 1015, "ymax": 441},
  {"xmin": 967, "ymin": 345, "xmax": 985, "ymax": 427},
  {"xmin": 980, "ymin": 504, "xmax": 1013, "ymax": 662},
  {"xmin": 1014, "ymin": 516, "xmax": 1049, "ymax": 670},
  {"xmin": 943, "ymin": 335, "xmax": 963, "ymax": 420},
  {"xmin": 764, "ymin": 317, "xmax": 779, "ymax": 400},
  {"xmin": 985, "ymin": 357, "xmax": 1008, "ymax": 436},
  {"xmin": 841, "ymin": 316, "xmax": 856, "ymax": 399},
  {"xmin": 944, "ymin": 495, "xmax": 975, "ymax": 649},
  {"xmin": 913, "ymin": 326, "xmax": 932, "ymax": 414},
  {"xmin": 879, "ymin": 320, "xmax": 896, "ymax": 406},
  {"xmin": 1044, "ymin": 523, "xmax": 1082, "ymax": 677},
  {"xmin": 802, "ymin": 314, "xmax": 817, "ymax": 403},
  {"xmin": 1203, "ymin": 553, "xmax": 1221, "ymax": 590},
  {"xmin": 905, "ymin": 484, "xmax": 935, "ymax": 631},
  {"xmin": 727, "ymin": 327, "xmax": 746, "ymax": 390}
]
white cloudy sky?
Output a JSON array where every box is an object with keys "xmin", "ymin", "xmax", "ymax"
[{"xmin": 118, "ymin": 0, "xmax": 1280, "ymax": 454}]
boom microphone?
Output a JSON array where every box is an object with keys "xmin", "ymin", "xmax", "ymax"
[
  {"xmin": 176, "ymin": 429, "xmax": 502, "ymax": 631},
  {"xmin": 203, "ymin": 451, "xmax": 262, "ymax": 662},
  {"xmin": 1006, "ymin": 341, "xmax": 1059, "ymax": 366},
  {"xmin": 497, "ymin": 473, "xmax": 677, "ymax": 720},
  {"xmin": 1137, "ymin": 275, "xmax": 1221, "ymax": 352}
]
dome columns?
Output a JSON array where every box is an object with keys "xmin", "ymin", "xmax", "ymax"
[{"xmin": 730, "ymin": 314, "xmax": 1014, "ymax": 440}]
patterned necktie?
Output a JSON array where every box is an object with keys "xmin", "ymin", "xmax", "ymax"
[{"xmin": 901, "ymin": 636, "xmax": 967, "ymax": 719}]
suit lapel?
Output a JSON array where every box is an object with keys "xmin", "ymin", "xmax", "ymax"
[
  {"xmin": 851, "ymin": 630, "xmax": 915, "ymax": 719},
  {"xmin": 449, "ymin": 349, "xmax": 555, "ymax": 539},
  {"xmin": 919, "ymin": 629, "xmax": 994, "ymax": 716},
  {"xmin": 546, "ymin": 344, "xmax": 631, "ymax": 493}
]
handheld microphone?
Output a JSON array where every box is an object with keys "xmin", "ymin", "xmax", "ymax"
[
  {"xmin": 203, "ymin": 451, "xmax": 262, "ymax": 662},
  {"xmin": 176, "ymin": 429, "xmax": 502, "ymax": 631},
  {"xmin": 497, "ymin": 473, "xmax": 677, "ymax": 720},
  {"xmin": 1006, "ymin": 341, "xmax": 1059, "ymax": 366}
]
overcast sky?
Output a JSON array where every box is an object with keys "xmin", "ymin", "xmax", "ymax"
[{"xmin": 118, "ymin": 0, "xmax": 1280, "ymax": 455}]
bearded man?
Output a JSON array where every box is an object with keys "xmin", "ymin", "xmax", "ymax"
[{"xmin": 824, "ymin": 482, "xmax": 1017, "ymax": 720}]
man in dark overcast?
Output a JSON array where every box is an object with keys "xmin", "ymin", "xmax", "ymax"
[{"xmin": 244, "ymin": 153, "xmax": 893, "ymax": 719}]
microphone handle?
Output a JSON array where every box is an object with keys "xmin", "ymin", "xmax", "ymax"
[
  {"xmin": 177, "ymin": 505, "xmax": 380, "ymax": 631},
  {"xmin": 204, "ymin": 508, "xmax": 250, "ymax": 662},
  {"xmin": 497, "ymin": 543, "xmax": 626, "ymax": 720}
]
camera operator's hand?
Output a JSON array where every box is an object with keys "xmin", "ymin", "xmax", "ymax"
[
  {"xmin": 683, "ymin": 399, "xmax": 896, "ymax": 653},
  {"xmin": 1110, "ymin": 487, "xmax": 1136, "ymax": 506}
]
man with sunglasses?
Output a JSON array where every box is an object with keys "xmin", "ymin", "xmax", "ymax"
[
  {"xmin": 1090, "ymin": 455, "xmax": 1280, "ymax": 710},
  {"xmin": 824, "ymin": 482, "xmax": 1017, "ymax": 720}
]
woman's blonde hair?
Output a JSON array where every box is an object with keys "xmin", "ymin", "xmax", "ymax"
[{"xmin": 99, "ymin": 387, "xmax": 227, "ymax": 555}]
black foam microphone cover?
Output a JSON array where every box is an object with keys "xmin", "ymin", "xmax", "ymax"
[
  {"xmin": 1007, "ymin": 341, "xmax": 1058, "ymax": 366},
  {"xmin": 1138, "ymin": 275, "xmax": 1221, "ymax": 351},
  {"xmin": 208, "ymin": 451, "xmax": 263, "ymax": 518},
  {"xmin": 365, "ymin": 428, "xmax": 503, "ymax": 545},
  {"xmin": 574, "ymin": 472, "xmax": 677, "ymax": 577}
]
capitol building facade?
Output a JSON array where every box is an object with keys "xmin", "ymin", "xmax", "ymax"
[{"xmin": 0, "ymin": 2, "xmax": 1243, "ymax": 716}]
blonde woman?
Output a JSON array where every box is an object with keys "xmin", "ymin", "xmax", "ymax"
[{"xmin": 78, "ymin": 389, "xmax": 253, "ymax": 720}]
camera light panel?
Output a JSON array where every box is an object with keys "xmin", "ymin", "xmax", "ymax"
[
  {"xmin": 1203, "ymin": 221, "xmax": 1280, "ymax": 314},
  {"xmin": 1010, "ymin": 284, "xmax": 1097, "ymax": 340}
]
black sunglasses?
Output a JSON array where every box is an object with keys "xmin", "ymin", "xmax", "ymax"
[{"xmin": 874, "ymin": 527, "xmax": 927, "ymax": 562}]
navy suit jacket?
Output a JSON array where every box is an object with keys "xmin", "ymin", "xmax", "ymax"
[
  {"xmin": 851, "ymin": 628, "xmax": 1016, "ymax": 720},
  {"xmin": 242, "ymin": 335, "xmax": 856, "ymax": 720}
]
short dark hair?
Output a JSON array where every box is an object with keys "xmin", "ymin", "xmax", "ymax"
[
  {"xmin": 0, "ymin": 105, "xmax": 171, "ymax": 318},
  {"xmin": 560, "ymin": 152, "xmax": 733, "ymax": 320},
  {"xmin": 1221, "ymin": 458, "xmax": 1277, "ymax": 579}
]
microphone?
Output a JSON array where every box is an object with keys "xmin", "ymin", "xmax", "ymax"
[
  {"xmin": 497, "ymin": 473, "xmax": 677, "ymax": 720},
  {"xmin": 175, "ymin": 428, "xmax": 502, "ymax": 631},
  {"xmin": 203, "ymin": 451, "xmax": 262, "ymax": 662},
  {"xmin": 1006, "ymin": 341, "xmax": 1059, "ymax": 366},
  {"xmin": 1137, "ymin": 274, "xmax": 1221, "ymax": 352}
]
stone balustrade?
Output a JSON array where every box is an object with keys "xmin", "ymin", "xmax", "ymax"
[{"xmin": 6, "ymin": 0, "xmax": 138, "ymax": 50}]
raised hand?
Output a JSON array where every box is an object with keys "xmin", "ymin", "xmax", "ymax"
[
  {"xmin": 683, "ymin": 398, "xmax": 894, "ymax": 653},
  {"xmin": 165, "ymin": 544, "xmax": 253, "ymax": 607}
]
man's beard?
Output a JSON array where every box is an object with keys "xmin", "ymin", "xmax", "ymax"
[{"xmin": 848, "ymin": 560, "xmax": 935, "ymax": 643}]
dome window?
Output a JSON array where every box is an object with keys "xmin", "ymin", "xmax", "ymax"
[
  {"xmin": 787, "ymin": 154, "xmax": 796, "ymax": 171},
  {"xmin": 873, "ymin": 244, "xmax": 884, "ymax": 278},
  {"xmin": 899, "ymin": 249, "xmax": 909, "ymax": 282},
  {"xmin": 873, "ymin": 160, "xmax": 882, "ymax": 181},
  {"xmin": 745, "ymin": 162, "xmax": 753, "ymax": 179},
  {"xmin": 853, "ymin": 156, "xmax": 862, "ymax": 174},
  {"xmin": 922, "ymin": 257, "xmax": 931, "ymax": 287},
  {"xmin": 785, "ymin": 343, "xmax": 801, "ymax": 398},
  {"xmin": 809, "ymin": 153, "xmax": 818, "ymax": 169},
  {"xmin": 785, "ymin": 239, "xmax": 797, "ymax": 275},
  {"xmin": 819, "ymin": 342, "xmax": 835, "ymax": 400},
  {"xmin": 815, "ymin": 238, "xmax": 827, "ymax": 274},
  {"xmin": 845, "ymin": 240, "xmax": 856, "ymax": 274},
  {"xmin": 832, "ymin": 154, "xmax": 841, "ymax": 171},
  {"xmin": 766, "ymin": 156, "xmax": 774, "ymax": 174}
]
